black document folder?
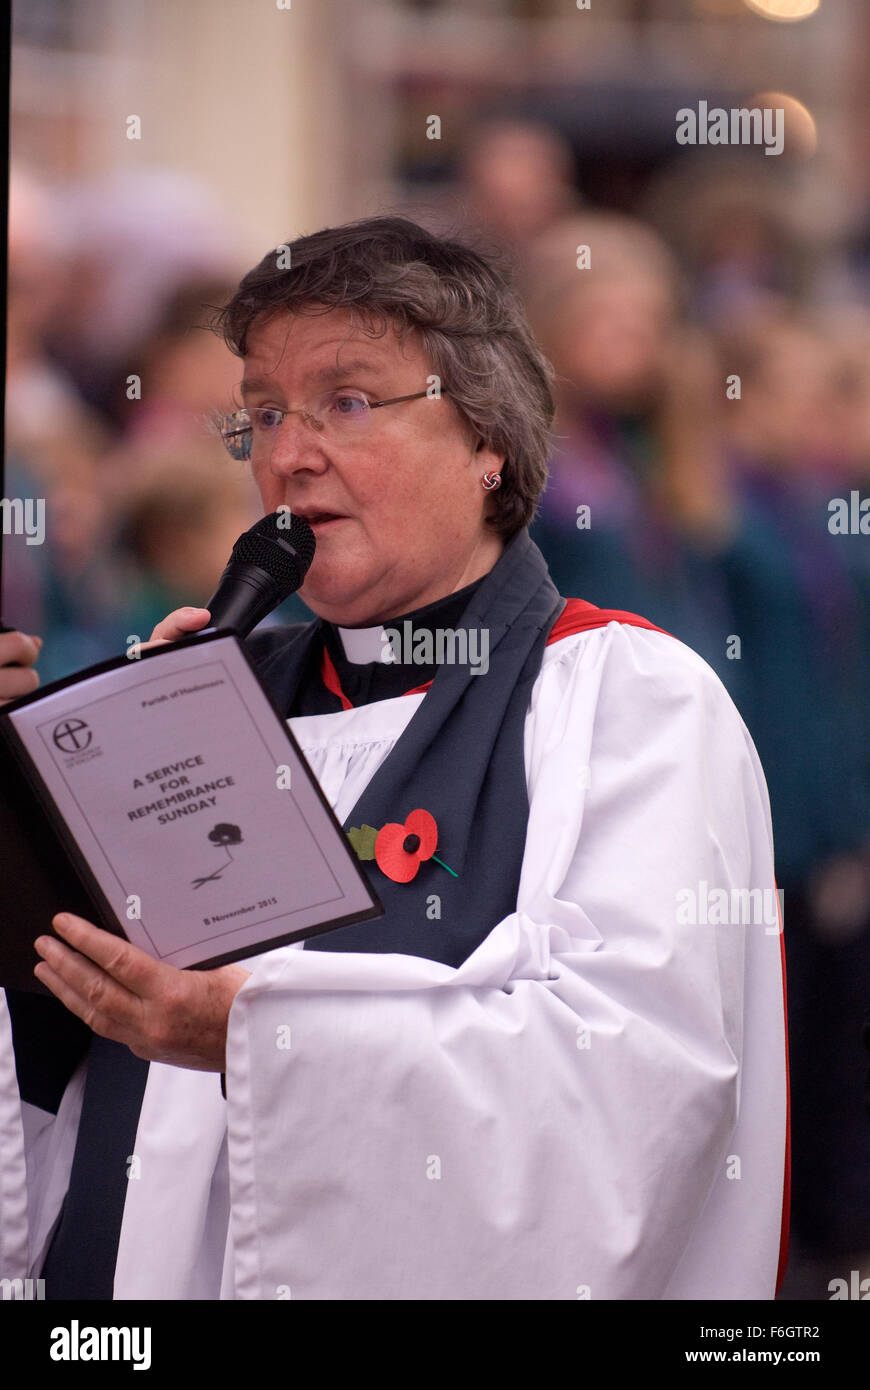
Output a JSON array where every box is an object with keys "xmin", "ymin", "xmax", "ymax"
[{"xmin": 0, "ymin": 630, "xmax": 382, "ymax": 992}]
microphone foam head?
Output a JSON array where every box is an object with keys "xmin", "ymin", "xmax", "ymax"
[{"xmin": 232, "ymin": 512, "xmax": 316, "ymax": 594}]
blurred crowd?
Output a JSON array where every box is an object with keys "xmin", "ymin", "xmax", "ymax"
[
  {"xmin": 459, "ymin": 120, "xmax": 870, "ymax": 1293},
  {"xmin": 5, "ymin": 117, "xmax": 870, "ymax": 1292}
]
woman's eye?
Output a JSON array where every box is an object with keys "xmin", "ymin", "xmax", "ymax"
[
  {"xmin": 254, "ymin": 408, "xmax": 283, "ymax": 430},
  {"xmin": 327, "ymin": 392, "xmax": 369, "ymax": 417}
]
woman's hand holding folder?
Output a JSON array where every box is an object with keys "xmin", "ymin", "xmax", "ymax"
[{"xmin": 33, "ymin": 911, "xmax": 250, "ymax": 1072}]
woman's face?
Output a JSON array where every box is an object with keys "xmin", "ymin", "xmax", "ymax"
[
  {"xmin": 240, "ymin": 307, "xmax": 505, "ymax": 626},
  {"xmin": 555, "ymin": 275, "xmax": 674, "ymax": 409}
]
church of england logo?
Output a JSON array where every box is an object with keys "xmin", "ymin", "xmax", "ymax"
[{"xmin": 52, "ymin": 718, "xmax": 92, "ymax": 753}]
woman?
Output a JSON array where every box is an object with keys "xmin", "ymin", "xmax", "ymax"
[{"xmin": 1, "ymin": 217, "xmax": 788, "ymax": 1300}]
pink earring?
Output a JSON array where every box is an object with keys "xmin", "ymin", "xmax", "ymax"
[{"xmin": 481, "ymin": 471, "xmax": 502, "ymax": 491}]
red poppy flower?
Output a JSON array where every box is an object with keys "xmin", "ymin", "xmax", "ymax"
[{"xmin": 374, "ymin": 809, "xmax": 438, "ymax": 883}]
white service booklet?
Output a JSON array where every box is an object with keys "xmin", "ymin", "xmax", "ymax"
[{"xmin": 0, "ymin": 631, "xmax": 381, "ymax": 986}]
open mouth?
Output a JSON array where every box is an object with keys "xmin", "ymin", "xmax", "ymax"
[{"xmin": 297, "ymin": 512, "xmax": 347, "ymax": 528}]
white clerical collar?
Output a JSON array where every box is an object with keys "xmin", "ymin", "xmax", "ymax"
[
  {"xmin": 334, "ymin": 577, "xmax": 487, "ymax": 666},
  {"xmin": 337, "ymin": 624, "xmax": 395, "ymax": 664}
]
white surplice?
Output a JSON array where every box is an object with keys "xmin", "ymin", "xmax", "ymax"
[{"xmin": 0, "ymin": 621, "xmax": 788, "ymax": 1299}]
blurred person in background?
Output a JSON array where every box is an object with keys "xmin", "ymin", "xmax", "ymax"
[
  {"xmin": 451, "ymin": 116, "xmax": 581, "ymax": 263},
  {"xmin": 5, "ymin": 167, "xmax": 254, "ymax": 683},
  {"xmin": 717, "ymin": 306, "xmax": 870, "ymax": 905},
  {"xmin": 520, "ymin": 204, "xmax": 870, "ymax": 1283},
  {"xmin": 814, "ymin": 307, "xmax": 870, "ymax": 481},
  {"xmin": 521, "ymin": 211, "xmax": 740, "ymax": 678},
  {"xmin": 5, "ymin": 168, "xmax": 102, "ymax": 463},
  {"xmin": 5, "ymin": 167, "xmax": 116, "ymax": 678},
  {"xmin": 816, "ymin": 308, "xmax": 870, "ymax": 789},
  {"xmin": 716, "ymin": 307, "xmax": 870, "ymax": 1277},
  {"xmin": 101, "ymin": 284, "xmax": 312, "ymax": 630},
  {"xmin": 42, "ymin": 169, "xmax": 240, "ymax": 431},
  {"xmin": 110, "ymin": 442, "xmax": 262, "ymax": 642},
  {"xmin": 113, "ymin": 280, "xmax": 243, "ymax": 449},
  {"xmin": 641, "ymin": 163, "xmax": 811, "ymax": 331}
]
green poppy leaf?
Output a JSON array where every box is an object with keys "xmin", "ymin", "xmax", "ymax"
[{"xmin": 348, "ymin": 824, "xmax": 379, "ymax": 860}]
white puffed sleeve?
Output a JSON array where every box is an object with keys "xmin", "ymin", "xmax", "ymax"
[
  {"xmin": 224, "ymin": 624, "xmax": 788, "ymax": 1300},
  {"xmin": 0, "ymin": 993, "xmax": 29, "ymax": 1282}
]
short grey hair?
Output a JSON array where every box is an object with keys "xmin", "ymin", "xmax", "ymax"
[{"xmin": 215, "ymin": 216, "xmax": 555, "ymax": 538}]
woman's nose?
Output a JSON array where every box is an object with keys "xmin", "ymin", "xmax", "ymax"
[{"xmin": 266, "ymin": 413, "xmax": 328, "ymax": 475}]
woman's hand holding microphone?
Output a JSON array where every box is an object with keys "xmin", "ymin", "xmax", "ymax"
[{"xmin": 0, "ymin": 629, "xmax": 43, "ymax": 705}]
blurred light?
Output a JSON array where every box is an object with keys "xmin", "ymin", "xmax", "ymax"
[
  {"xmin": 743, "ymin": 0, "xmax": 820, "ymax": 21},
  {"xmin": 752, "ymin": 91, "xmax": 818, "ymax": 157}
]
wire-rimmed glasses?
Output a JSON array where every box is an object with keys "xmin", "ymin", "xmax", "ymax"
[{"xmin": 217, "ymin": 388, "xmax": 443, "ymax": 462}]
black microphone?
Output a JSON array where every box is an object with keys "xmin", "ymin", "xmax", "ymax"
[{"xmin": 205, "ymin": 512, "xmax": 316, "ymax": 637}]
